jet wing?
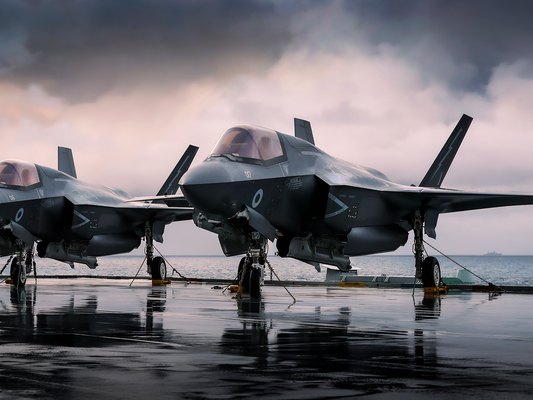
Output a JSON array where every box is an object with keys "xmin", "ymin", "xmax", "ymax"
[
  {"xmin": 326, "ymin": 183, "xmax": 533, "ymax": 238},
  {"xmin": 72, "ymin": 202, "xmax": 194, "ymax": 225},
  {"xmin": 381, "ymin": 186, "xmax": 533, "ymax": 239},
  {"xmin": 367, "ymin": 185, "xmax": 533, "ymax": 218},
  {"xmin": 374, "ymin": 188, "xmax": 533, "ymax": 239},
  {"xmin": 415, "ymin": 188, "xmax": 533, "ymax": 214},
  {"xmin": 113, "ymin": 202, "xmax": 194, "ymax": 222},
  {"xmin": 125, "ymin": 194, "xmax": 191, "ymax": 208}
]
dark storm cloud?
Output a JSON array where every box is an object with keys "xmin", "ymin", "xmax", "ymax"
[
  {"xmin": 0, "ymin": 0, "xmax": 292, "ymax": 102},
  {"xmin": 344, "ymin": 0, "xmax": 533, "ymax": 92},
  {"xmin": 3, "ymin": 0, "xmax": 533, "ymax": 103}
]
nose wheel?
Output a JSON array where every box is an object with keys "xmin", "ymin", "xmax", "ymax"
[
  {"xmin": 236, "ymin": 233, "xmax": 266, "ymax": 299},
  {"xmin": 237, "ymin": 256, "xmax": 263, "ymax": 298},
  {"xmin": 249, "ymin": 260, "xmax": 263, "ymax": 299},
  {"xmin": 9, "ymin": 249, "xmax": 34, "ymax": 288},
  {"xmin": 10, "ymin": 257, "xmax": 26, "ymax": 287}
]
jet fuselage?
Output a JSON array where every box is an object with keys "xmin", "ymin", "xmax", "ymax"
[{"xmin": 181, "ymin": 125, "xmax": 411, "ymax": 268}]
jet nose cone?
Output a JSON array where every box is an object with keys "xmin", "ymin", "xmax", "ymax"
[
  {"xmin": 181, "ymin": 162, "xmax": 235, "ymax": 215},
  {"xmin": 181, "ymin": 161, "xmax": 231, "ymax": 186}
]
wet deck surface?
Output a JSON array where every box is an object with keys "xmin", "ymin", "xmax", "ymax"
[{"xmin": 1, "ymin": 279, "xmax": 533, "ymax": 399}]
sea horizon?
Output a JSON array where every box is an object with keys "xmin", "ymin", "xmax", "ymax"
[{"xmin": 2, "ymin": 254, "xmax": 532, "ymax": 286}]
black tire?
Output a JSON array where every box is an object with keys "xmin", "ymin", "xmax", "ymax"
[
  {"xmin": 249, "ymin": 267, "xmax": 261, "ymax": 299},
  {"xmin": 238, "ymin": 257, "xmax": 251, "ymax": 293},
  {"xmin": 151, "ymin": 257, "xmax": 167, "ymax": 280},
  {"xmin": 10, "ymin": 257, "xmax": 26, "ymax": 288},
  {"xmin": 421, "ymin": 256, "xmax": 441, "ymax": 288}
]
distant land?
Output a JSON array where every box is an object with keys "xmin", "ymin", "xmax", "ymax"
[{"xmin": 484, "ymin": 251, "xmax": 503, "ymax": 256}]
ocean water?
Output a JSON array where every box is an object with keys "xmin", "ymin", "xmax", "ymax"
[{"xmin": 2, "ymin": 254, "xmax": 532, "ymax": 286}]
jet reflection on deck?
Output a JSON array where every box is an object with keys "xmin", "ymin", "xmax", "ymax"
[
  {"xmin": 2, "ymin": 285, "xmax": 167, "ymax": 346},
  {"xmin": 1, "ymin": 283, "xmax": 527, "ymax": 398},
  {"xmin": 218, "ymin": 296, "xmax": 443, "ymax": 384}
]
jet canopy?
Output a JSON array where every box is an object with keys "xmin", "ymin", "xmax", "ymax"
[
  {"xmin": 0, "ymin": 160, "xmax": 40, "ymax": 188},
  {"xmin": 209, "ymin": 125, "xmax": 285, "ymax": 165}
]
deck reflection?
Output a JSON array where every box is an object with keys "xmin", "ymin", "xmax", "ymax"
[{"xmin": 0, "ymin": 280, "xmax": 531, "ymax": 399}]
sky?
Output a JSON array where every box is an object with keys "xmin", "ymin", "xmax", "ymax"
[{"xmin": 2, "ymin": 0, "xmax": 533, "ymax": 259}]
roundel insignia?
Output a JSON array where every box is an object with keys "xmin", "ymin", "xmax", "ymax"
[
  {"xmin": 15, "ymin": 208, "xmax": 24, "ymax": 222},
  {"xmin": 252, "ymin": 189, "xmax": 263, "ymax": 208}
]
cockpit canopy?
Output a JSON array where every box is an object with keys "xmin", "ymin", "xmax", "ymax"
[
  {"xmin": 0, "ymin": 160, "xmax": 41, "ymax": 188},
  {"xmin": 209, "ymin": 125, "xmax": 286, "ymax": 165}
]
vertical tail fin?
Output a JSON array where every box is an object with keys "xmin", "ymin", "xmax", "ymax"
[
  {"xmin": 419, "ymin": 114, "xmax": 473, "ymax": 188},
  {"xmin": 294, "ymin": 118, "xmax": 315, "ymax": 145},
  {"xmin": 58, "ymin": 147, "xmax": 77, "ymax": 178},
  {"xmin": 157, "ymin": 145, "xmax": 198, "ymax": 195}
]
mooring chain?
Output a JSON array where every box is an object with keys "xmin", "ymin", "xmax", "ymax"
[
  {"xmin": 0, "ymin": 254, "xmax": 13, "ymax": 275},
  {"xmin": 0, "ymin": 254, "xmax": 14, "ymax": 283},
  {"xmin": 129, "ymin": 248, "xmax": 190, "ymax": 286},
  {"xmin": 154, "ymin": 246, "xmax": 190, "ymax": 283},
  {"xmin": 129, "ymin": 256, "xmax": 147, "ymax": 287},
  {"xmin": 221, "ymin": 273, "xmax": 241, "ymax": 294},
  {"xmin": 423, "ymin": 240, "xmax": 505, "ymax": 292},
  {"xmin": 265, "ymin": 258, "xmax": 296, "ymax": 302}
]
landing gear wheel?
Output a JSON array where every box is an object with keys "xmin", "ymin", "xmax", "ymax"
[
  {"xmin": 10, "ymin": 257, "xmax": 26, "ymax": 287},
  {"xmin": 421, "ymin": 256, "xmax": 441, "ymax": 288},
  {"xmin": 238, "ymin": 257, "xmax": 251, "ymax": 293},
  {"xmin": 150, "ymin": 257, "xmax": 167, "ymax": 281},
  {"xmin": 249, "ymin": 267, "xmax": 261, "ymax": 299}
]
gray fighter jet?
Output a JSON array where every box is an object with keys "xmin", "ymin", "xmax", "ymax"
[
  {"xmin": 181, "ymin": 115, "xmax": 533, "ymax": 297},
  {"xmin": 0, "ymin": 145, "xmax": 197, "ymax": 287}
]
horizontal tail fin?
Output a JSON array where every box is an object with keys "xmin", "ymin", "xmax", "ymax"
[
  {"xmin": 419, "ymin": 114, "xmax": 473, "ymax": 188},
  {"xmin": 157, "ymin": 145, "xmax": 198, "ymax": 196}
]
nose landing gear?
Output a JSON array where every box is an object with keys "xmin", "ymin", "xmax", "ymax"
[
  {"xmin": 237, "ymin": 233, "xmax": 266, "ymax": 299},
  {"xmin": 9, "ymin": 248, "xmax": 35, "ymax": 288}
]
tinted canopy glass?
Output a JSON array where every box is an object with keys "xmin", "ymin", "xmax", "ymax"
[
  {"xmin": 210, "ymin": 125, "xmax": 284, "ymax": 163},
  {"xmin": 0, "ymin": 160, "xmax": 40, "ymax": 187}
]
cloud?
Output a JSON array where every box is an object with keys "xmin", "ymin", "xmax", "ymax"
[
  {"xmin": 0, "ymin": 0, "xmax": 292, "ymax": 102},
  {"xmin": 343, "ymin": 0, "xmax": 533, "ymax": 92}
]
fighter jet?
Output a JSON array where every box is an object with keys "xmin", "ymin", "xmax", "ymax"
[
  {"xmin": 0, "ymin": 145, "xmax": 197, "ymax": 287},
  {"xmin": 180, "ymin": 115, "xmax": 533, "ymax": 297}
]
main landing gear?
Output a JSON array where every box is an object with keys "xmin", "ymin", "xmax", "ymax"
[
  {"xmin": 237, "ymin": 233, "xmax": 267, "ymax": 299},
  {"xmin": 144, "ymin": 223, "xmax": 167, "ymax": 282},
  {"xmin": 421, "ymin": 256, "xmax": 441, "ymax": 288},
  {"xmin": 413, "ymin": 211, "xmax": 442, "ymax": 289}
]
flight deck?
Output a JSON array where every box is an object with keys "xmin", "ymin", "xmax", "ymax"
[{"xmin": 1, "ymin": 278, "xmax": 533, "ymax": 399}]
